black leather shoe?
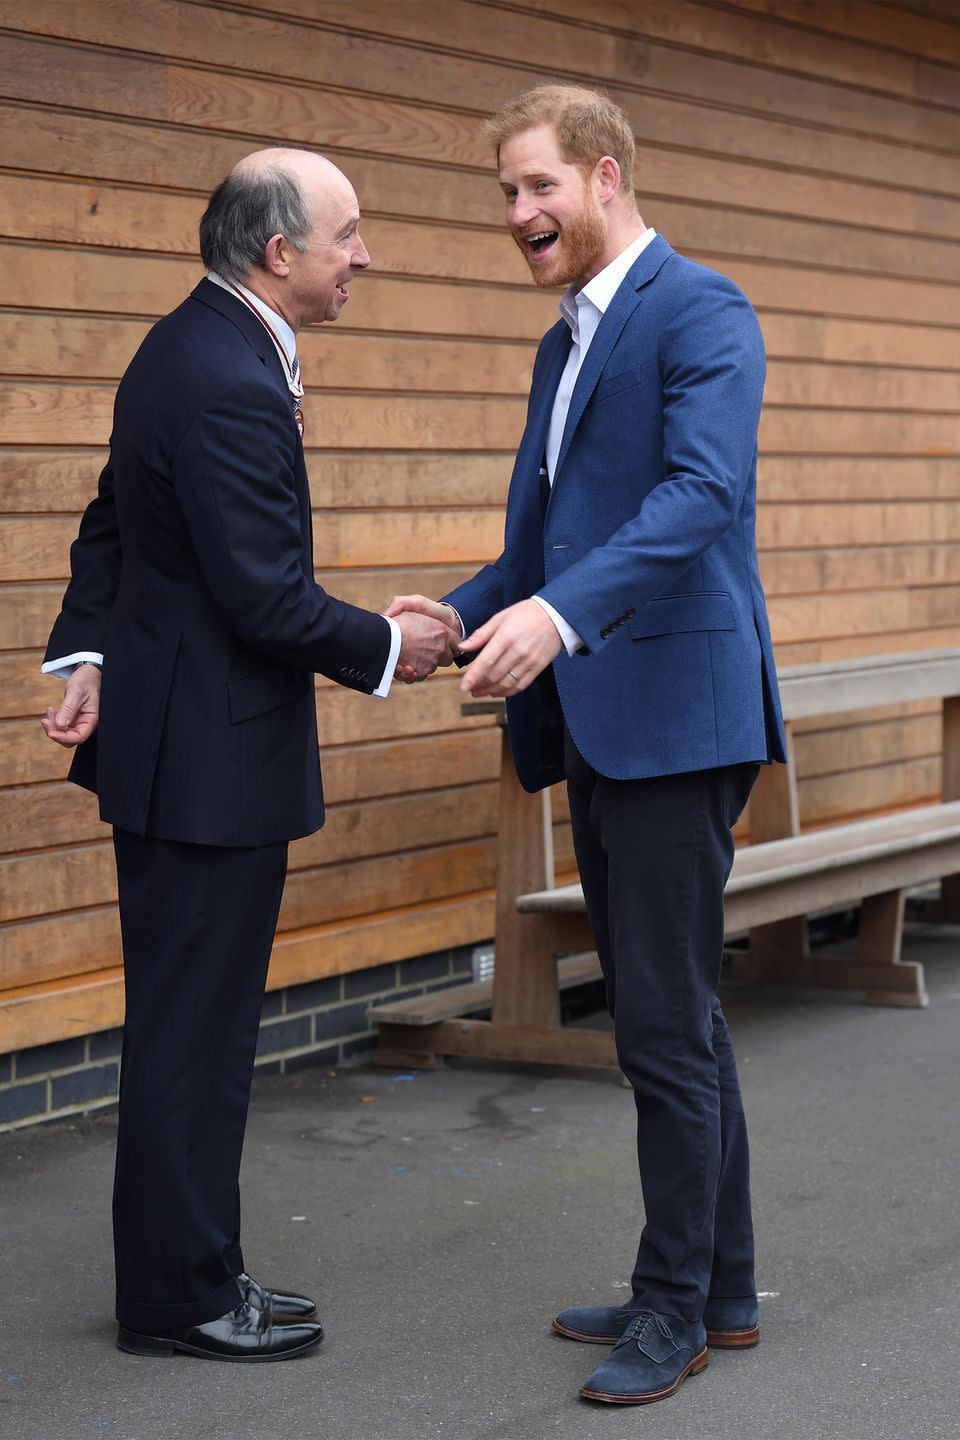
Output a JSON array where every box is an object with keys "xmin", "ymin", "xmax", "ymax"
[
  {"xmin": 117, "ymin": 1299, "xmax": 323, "ymax": 1362},
  {"xmin": 237, "ymin": 1271, "xmax": 317, "ymax": 1322}
]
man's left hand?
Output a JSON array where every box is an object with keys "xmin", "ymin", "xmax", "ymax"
[{"xmin": 459, "ymin": 600, "xmax": 563, "ymax": 698}]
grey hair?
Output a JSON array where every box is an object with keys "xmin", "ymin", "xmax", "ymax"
[{"xmin": 199, "ymin": 164, "xmax": 310, "ymax": 283}]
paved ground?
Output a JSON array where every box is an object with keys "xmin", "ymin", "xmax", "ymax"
[{"xmin": 2, "ymin": 926, "xmax": 959, "ymax": 1440}]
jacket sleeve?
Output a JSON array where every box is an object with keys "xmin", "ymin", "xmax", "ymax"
[
  {"xmin": 536, "ymin": 274, "xmax": 766, "ymax": 653},
  {"xmin": 442, "ymin": 559, "xmax": 506, "ymax": 636},
  {"xmin": 171, "ymin": 379, "xmax": 392, "ymax": 691},
  {"xmin": 44, "ymin": 448, "xmax": 122, "ymax": 665}
]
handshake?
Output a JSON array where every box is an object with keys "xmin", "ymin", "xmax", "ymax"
[
  {"xmin": 386, "ymin": 594, "xmax": 462, "ymax": 684},
  {"xmin": 385, "ymin": 593, "xmax": 565, "ymax": 699}
]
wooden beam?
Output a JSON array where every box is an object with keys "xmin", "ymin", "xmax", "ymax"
[{"xmin": 376, "ymin": 1018, "xmax": 618, "ymax": 1069}]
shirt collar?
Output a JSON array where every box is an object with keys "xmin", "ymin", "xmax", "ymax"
[
  {"xmin": 559, "ymin": 228, "xmax": 658, "ymax": 337},
  {"xmin": 207, "ymin": 270, "xmax": 297, "ymax": 372}
]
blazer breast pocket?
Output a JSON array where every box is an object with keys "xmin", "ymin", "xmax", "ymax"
[
  {"xmin": 593, "ymin": 369, "xmax": 642, "ymax": 404},
  {"xmin": 629, "ymin": 591, "xmax": 736, "ymax": 640},
  {"xmin": 228, "ymin": 666, "xmax": 311, "ymax": 724}
]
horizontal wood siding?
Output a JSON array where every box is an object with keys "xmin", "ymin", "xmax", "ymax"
[{"xmin": 1, "ymin": 0, "xmax": 958, "ymax": 1040}]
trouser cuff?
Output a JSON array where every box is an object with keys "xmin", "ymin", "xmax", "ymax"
[{"xmin": 116, "ymin": 1274, "xmax": 244, "ymax": 1334}]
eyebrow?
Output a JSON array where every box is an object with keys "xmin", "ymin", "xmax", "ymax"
[{"xmin": 499, "ymin": 172, "xmax": 558, "ymax": 189}]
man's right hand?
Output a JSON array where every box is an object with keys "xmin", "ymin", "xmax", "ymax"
[
  {"xmin": 40, "ymin": 663, "xmax": 101, "ymax": 747},
  {"xmin": 386, "ymin": 594, "xmax": 460, "ymax": 630},
  {"xmin": 393, "ymin": 609, "xmax": 460, "ymax": 682}
]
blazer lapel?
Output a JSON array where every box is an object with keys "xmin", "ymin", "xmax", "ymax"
[
  {"xmin": 192, "ymin": 279, "xmax": 312, "ymax": 569},
  {"xmin": 553, "ymin": 235, "xmax": 674, "ymax": 482},
  {"xmin": 522, "ymin": 320, "xmax": 572, "ymax": 471},
  {"xmin": 191, "ymin": 278, "xmax": 289, "ymax": 399}
]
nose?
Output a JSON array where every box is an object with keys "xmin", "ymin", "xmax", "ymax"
[
  {"xmin": 510, "ymin": 192, "xmax": 540, "ymax": 228},
  {"xmin": 353, "ymin": 233, "xmax": 371, "ymax": 270}
]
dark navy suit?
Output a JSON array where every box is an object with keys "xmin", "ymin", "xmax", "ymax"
[
  {"xmin": 445, "ymin": 236, "xmax": 786, "ymax": 1320},
  {"xmin": 45, "ymin": 279, "xmax": 392, "ymax": 1331}
]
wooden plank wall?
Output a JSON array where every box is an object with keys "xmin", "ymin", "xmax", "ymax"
[{"xmin": 1, "ymin": 0, "xmax": 958, "ymax": 1047}]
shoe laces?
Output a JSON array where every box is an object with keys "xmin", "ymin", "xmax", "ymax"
[{"xmin": 615, "ymin": 1310, "xmax": 673, "ymax": 1351}]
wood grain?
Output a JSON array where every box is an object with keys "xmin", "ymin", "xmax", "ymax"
[{"xmin": 2, "ymin": 0, "xmax": 959, "ymax": 1050}]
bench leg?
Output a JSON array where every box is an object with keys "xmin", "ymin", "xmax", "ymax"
[
  {"xmin": 733, "ymin": 916, "xmax": 808, "ymax": 984},
  {"xmin": 734, "ymin": 892, "xmax": 927, "ymax": 1008},
  {"xmin": 857, "ymin": 890, "xmax": 927, "ymax": 1008},
  {"xmin": 376, "ymin": 1019, "xmax": 617, "ymax": 1070},
  {"xmin": 491, "ymin": 737, "xmax": 560, "ymax": 1029},
  {"xmin": 371, "ymin": 1041, "xmax": 442, "ymax": 1071}
]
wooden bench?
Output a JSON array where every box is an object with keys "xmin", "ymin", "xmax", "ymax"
[{"xmin": 371, "ymin": 649, "xmax": 960, "ymax": 1070}]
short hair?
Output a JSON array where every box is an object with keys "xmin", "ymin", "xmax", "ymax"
[
  {"xmin": 482, "ymin": 84, "xmax": 636, "ymax": 197},
  {"xmin": 199, "ymin": 162, "xmax": 310, "ymax": 283}
]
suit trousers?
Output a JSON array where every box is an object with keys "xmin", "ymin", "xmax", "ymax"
[
  {"xmin": 111, "ymin": 827, "xmax": 288, "ymax": 1333},
  {"xmin": 564, "ymin": 728, "xmax": 760, "ymax": 1321}
]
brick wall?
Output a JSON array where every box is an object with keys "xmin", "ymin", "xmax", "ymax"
[{"xmin": 0, "ymin": 944, "xmax": 474, "ymax": 1132}]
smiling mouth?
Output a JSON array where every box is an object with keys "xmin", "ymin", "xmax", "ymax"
[{"xmin": 524, "ymin": 230, "xmax": 559, "ymax": 260}]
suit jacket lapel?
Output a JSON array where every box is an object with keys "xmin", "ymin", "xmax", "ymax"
[
  {"xmin": 191, "ymin": 278, "xmax": 289, "ymax": 400},
  {"xmin": 192, "ymin": 279, "xmax": 312, "ymax": 571},
  {"xmin": 553, "ymin": 235, "xmax": 674, "ymax": 483},
  {"xmin": 523, "ymin": 320, "xmax": 572, "ymax": 471}
]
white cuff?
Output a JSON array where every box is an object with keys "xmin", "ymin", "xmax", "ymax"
[
  {"xmin": 372, "ymin": 616, "xmax": 402, "ymax": 698},
  {"xmin": 531, "ymin": 597, "xmax": 583, "ymax": 656},
  {"xmin": 41, "ymin": 651, "xmax": 104, "ymax": 681},
  {"xmin": 445, "ymin": 603, "xmax": 466, "ymax": 640}
]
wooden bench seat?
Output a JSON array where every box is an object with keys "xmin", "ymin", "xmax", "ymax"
[
  {"xmin": 372, "ymin": 648, "xmax": 960, "ymax": 1070},
  {"xmin": 519, "ymin": 800, "xmax": 960, "ymax": 1007}
]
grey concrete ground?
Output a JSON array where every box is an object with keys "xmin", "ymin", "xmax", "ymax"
[{"xmin": 2, "ymin": 926, "xmax": 959, "ymax": 1440}]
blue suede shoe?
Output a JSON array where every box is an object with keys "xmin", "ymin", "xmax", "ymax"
[
  {"xmin": 553, "ymin": 1298, "xmax": 760, "ymax": 1349},
  {"xmin": 552, "ymin": 1302, "xmax": 638, "ymax": 1345},
  {"xmin": 579, "ymin": 1311, "xmax": 708, "ymax": 1405},
  {"xmin": 702, "ymin": 1295, "xmax": 760, "ymax": 1348}
]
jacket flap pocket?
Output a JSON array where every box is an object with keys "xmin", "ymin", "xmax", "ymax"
[
  {"xmin": 594, "ymin": 369, "xmax": 641, "ymax": 403},
  {"xmin": 629, "ymin": 591, "xmax": 736, "ymax": 640},
  {"xmin": 228, "ymin": 667, "xmax": 310, "ymax": 724}
]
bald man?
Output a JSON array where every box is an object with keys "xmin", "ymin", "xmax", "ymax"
[{"xmin": 40, "ymin": 151, "xmax": 457, "ymax": 1361}]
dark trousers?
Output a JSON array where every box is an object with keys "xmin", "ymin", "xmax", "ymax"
[
  {"xmin": 564, "ymin": 729, "xmax": 760, "ymax": 1321},
  {"xmin": 111, "ymin": 827, "xmax": 288, "ymax": 1333}
]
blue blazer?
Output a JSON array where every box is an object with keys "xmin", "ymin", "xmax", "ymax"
[
  {"xmin": 45, "ymin": 279, "xmax": 392, "ymax": 845},
  {"xmin": 445, "ymin": 236, "xmax": 786, "ymax": 793}
]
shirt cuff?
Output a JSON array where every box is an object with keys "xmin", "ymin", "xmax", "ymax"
[
  {"xmin": 532, "ymin": 597, "xmax": 583, "ymax": 657},
  {"xmin": 372, "ymin": 616, "xmax": 402, "ymax": 698},
  {"xmin": 445, "ymin": 603, "xmax": 466, "ymax": 639},
  {"xmin": 41, "ymin": 652, "xmax": 104, "ymax": 681}
]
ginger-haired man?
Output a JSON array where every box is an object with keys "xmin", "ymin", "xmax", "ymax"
[{"xmin": 390, "ymin": 85, "xmax": 785, "ymax": 1406}]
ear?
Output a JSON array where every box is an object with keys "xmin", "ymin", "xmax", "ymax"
[
  {"xmin": 262, "ymin": 233, "xmax": 292, "ymax": 278},
  {"xmin": 595, "ymin": 155, "xmax": 622, "ymax": 206}
]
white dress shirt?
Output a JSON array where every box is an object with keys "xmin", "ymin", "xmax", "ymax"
[
  {"xmin": 532, "ymin": 228, "xmax": 658, "ymax": 655},
  {"xmin": 43, "ymin": 273, "xmax": 402, "ymax": 697}
]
